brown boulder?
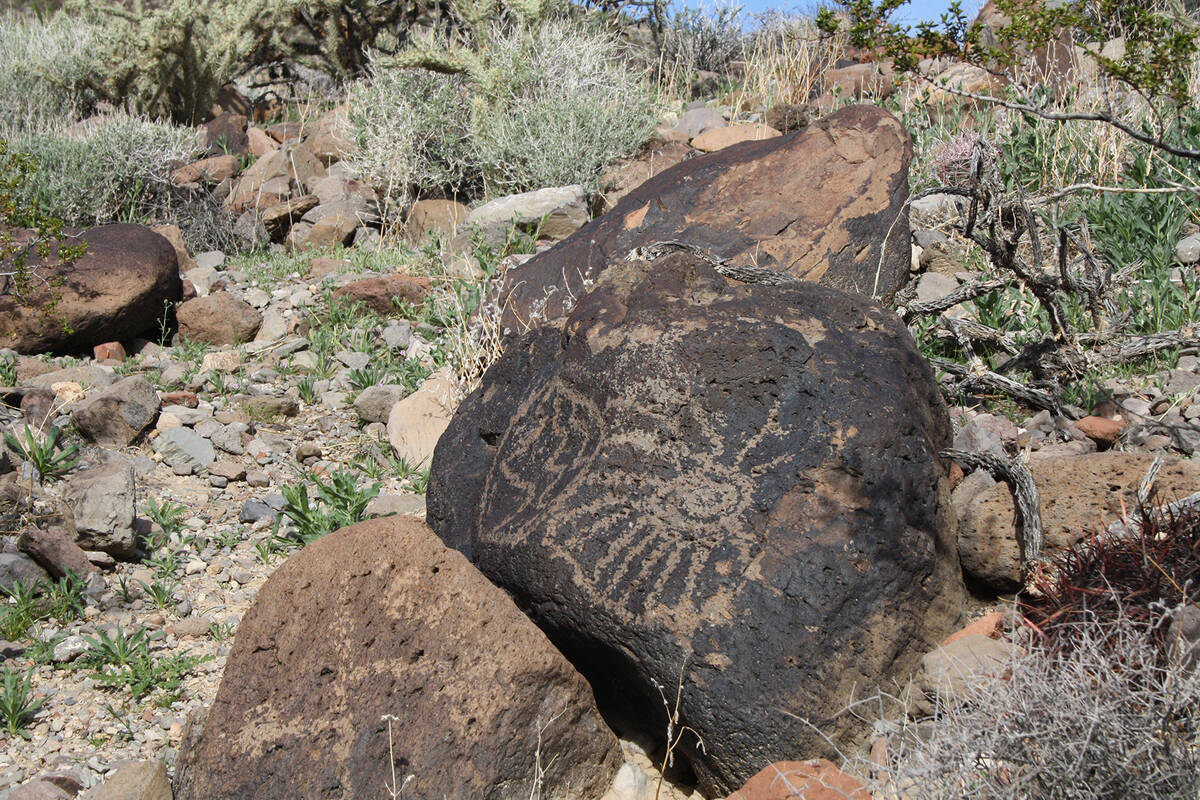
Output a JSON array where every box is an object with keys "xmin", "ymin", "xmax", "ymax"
[
  {"xmin": 493, "ymin": 104, "xmax": 913, "ymax": 335},
  {"xmin": 405, "ymin": 199, "xmax": 470, "ymax": 243},
  {"xmin": 198, "ymin": 112, "xmax": 249, "ymax": 156},
  {"xmin": 599, "ymin": 138, "xmax": 692, "ymax": 213},
  {"xmin": 173, "ymin": 516, "xmax": 621, "ymax": 800},
  {"xmin": 429, "ymin": 252, "xmax": 964, "ymax": 793},
  {"xmin": 0, "ymin": 224, "xmax": 180, "ymax": 355},
  {"xmin": 332, "ymin": 275, "xmax": 432, "ymax": 316},
  {"xmin": 18, "ymin": 526, "xmax": 97, "ymax": 579},
  {"xmin": 176, "ymin": 292, "xmax": 262, "ymax": 345},
  {"xmin": 955, "ymin": 452, "xmax": 1200, "ymax": 590}
]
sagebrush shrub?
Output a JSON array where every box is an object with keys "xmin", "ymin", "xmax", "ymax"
[
  {"xmin": 473, "ymin": 20, "xmax": 659, "ymax": 194},
  {"xmin": 658, "ymin": 3, "xmax": 745, "ymax": 77},
  {"xmin": 347, "ymin": 18, "xmax": 657, "ymax": 210},
  {"xmin": 0, "ymin": 12, "xmax": 97, "ymax": 135},
  {"xmin": 8, "ymin": 113, "xmax": 197, "ymax": 228}
]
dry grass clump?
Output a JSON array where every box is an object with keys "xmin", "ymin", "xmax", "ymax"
[
  {"xmin": 872, "ymin": 610, "xmax": 1200, "ymax": 800},
  {"xmin": 740, "ymin": 12, "xmax": 847, "ymax": 109}
]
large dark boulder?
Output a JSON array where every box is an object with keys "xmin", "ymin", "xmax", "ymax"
[
  {"xmin": 0, "ymin": 224, "xmax": 180, "ymax": 354},
  {"xmin": 174, "ymin": 516, "xmax": 620, "ymax": 800},
  {"xmin": 429, "ymin": 252, "xmax": 965, "ymax": 794},
  {"xmin": 492, "ymin": 104, "xmax": 912, "ymax": 336}
]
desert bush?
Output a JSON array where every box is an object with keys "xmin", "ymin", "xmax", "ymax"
[
  {"xmin": 62, "ymin": 0, "xmax": 453, "ymax": 124},
  {"xmin": 349, "ymin": 18, "xmax": 657, "ymax": 209},
  {"xmin": 346, "ymin": 60, "xmax": 475, "ymax": 215},
  {"xmin": 0, "ymin": 12, "xmax": 96, "ymax": 135},
  {"xmin": 472, "ymin": 20, "xmax": 660, "ymax": 193},
  {"xmin": 7, "ymin": 113, "xmax": 197, "ymax": 228},
  {"xmin": 657, "ymin": 2, "xmax": 745, "ymax": 81}
]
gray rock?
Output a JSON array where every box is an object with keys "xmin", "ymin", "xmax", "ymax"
[
  {"xmin": 1176, "ymin": 233, "xmax": 1200, "ymax": 265},
  {"xmin": 353, "ymin": 384, "xmax": 405, "ymax": 424},
  {"xmin": 365, "ymin": 493, "xmax": 425, "ymax": 518},
  {"xmin": 243, "ymin": 288, "xmax": 271, "ymax": 309},
  {"xmin": 210, "ymin": 422, "xmax": 248, "ymax": 455},
  {"xmin": 154, "ymin": 427, "xmax": 216, "ymax": 472},
  {"xmin": 254, "ymin": 308, "xmax": 289, "ymax": 343},
  {"xmin": 62, "ymin": 460, "xmax": 137, "ymax": 558},
  {"xmin": 159, "ymin": 404, "xmax": 212, "ymax": 427},
  {"xmin": 25, "ymin": 365, "xmax": 116, "ymax": 392},
  {"xmin": 382, "ymin": 321, "xmax": 412, "ymax": 351},
  {"xmin": 910, "ymin": 193, "xmax": 963, "ymax": 216},
  {"xmin": 919, "ymin": 634, "xmax": 1015, "ymax": 708},
  {"xmin": 458, "ymin": 185, "xmax": 589, "ymax": 246},
  {"xmin": 674, "ymin": 106, "xmax": 726, "ymax": 137},
  {"xmin": 0, "ymin": 552, "xmax": 49, "ymax": 592},
  {"xmin": 233, "ymin": 211, "xmax": 268, "ymax": 249},
  {"xmin": 334, "ymin": 351, "xmax": 371, "ymax": 370},
  {"xmin": 914, "ymin": 272, "xmax": 959, "ymax": 303},
  {"xmin": 194, "ymin": 251, "xmax": 226, "ymax": 270},
  {"xmin": 79, "ymin": 759, "xmax": 171, "ymax": 800},
  {"xmin": 952, "ymin": 413, "xmax": 1016, "ymax": 457},
  {"xmin": 52, "ymin": 634, "xmax": 89, "ymax": 663},
  {"xmin": 239, "ymin": 499, "xmax": 277, "ymax": 523}
]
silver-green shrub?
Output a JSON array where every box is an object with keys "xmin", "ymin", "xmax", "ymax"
[
  {"xmin": 348, "ymin": 18, "xmax": 658, "ymax": 210},
  {"xmin": 346, "ymin": 55, "xmax": 475, "ymax": 215},
  {"xmin": 0, "ymin": 12, "xmax": 97, "ymax": 135},
  {"xmin": 473, "ymin": 20, "xmax": 659, "ymax": 194},
  {"xmin": 10, "ymin": 113, "xmax": 197, "ymax": 228}
]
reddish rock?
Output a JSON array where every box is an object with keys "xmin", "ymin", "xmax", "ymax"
[
  {"xmin": 159, "ymin": 391, "xmax": 198, "ymax": 408},
  {"xmin": 941, "ymin": 610, "xmax": 1005, "ymax": 647},
  {"xmin": 262, "ymin": 195, "xmax": 319, "ymax": 238},
  {"xmin": 493, "ymin": 104, "xmax": 913, "ymax": 335},
  {"xmin": 172, "ymin": 154, "xmax": 239, "ymax": 185},
  {"xmin": 265, "ymin": 122, "xmax": 301, "ymax": 143},
  {"xmin": 92, "ymin": 341, "xmax": 125, "ymax": 362},
  {"xmin": 304, "ymin": 256, "xmax": 347, "ymax": 280},
  {"xmin": 824, "ymin": 61, "xmax": 895, "ymax": 101},
  {"xmin": 173, "ymin": 516, "xmax": 620, "ymax": 800},
  {"xmin": 228, "ymin": 191, "xmax": 283, "ymax": 215},
  {"xmin": 1074, "ymin": 415, "xmax": 1126, "ymax": 448},
  {"xmin": 17, "ymin": 526, "xmax": 98, "ymax": 579},
  {"xmin": 176, "ymin": 292, "xmax": 262, "ymax": 346},
  {"xmin": 246, "ymin": 126, "xmax": 278, "ymax": 157},
  {"xmin": 332, "ymin": 275, "xmax": 432, "ymax": 316},
  {"xmin": 0, "ymin": 224, "xmax": 181, "ymax": 355},
  {"xmin": 198, "ymin": 112, "xmax": 249, "ymax": 156},
  {"xmin": 599, "ymin": 138, "xmax": 692, "ymax": 213},
  {"xmin": 149, "ymin": 223, "xmax": 195, "ymax": 273},
  {"xmin": 726, "ymin": 760, "xmax": 871, "ymax": 800},
  {"xmin": 956, "ymin": 452, "xmax": 1200, "ymax": 590}
]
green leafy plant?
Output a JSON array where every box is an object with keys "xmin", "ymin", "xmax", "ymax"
[
  {"xmin": 141, "ymin": 497, "xmax": 188, "ymax": 547},
  {"xmin": 280, "ymin": 468, "xmax": 380, "ymax": 544},
  {"xmin": 81, "ymin": 624, "xmax": 210, "ymax": 702},
  {"xmin": 0, "ymin": 351, "xmax": 15, "ymax": 385},
  {"xmin": 44, "ymin": 571, "xmax": 85, "ymax": 623},
  {"xmin": 208, "ymin": 619, "xmax": 236, "ymax": 644},
  {"xmin": 297, "ymin": 375, "xmax": 318, "ymax": 405},
  {"xmin": 136, "ymin": 578, "xmax": 178, "ymax": 612},
  {"xmin": 0, "ymin": 580, "xmax": 41, "ymax": 640},
  {"xmin": 0, "ymin": 666, "xmax": 45, "ymax": 740},
  {"xmin": 3, "ymin": 424, "xmax": 80, "ymax": 484},
  {"xmin": 144, "ymin": 548, "xmax": 181, "ymax": 579}
]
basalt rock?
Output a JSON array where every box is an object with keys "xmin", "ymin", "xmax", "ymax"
[
  {"xmin": 428, "ymin": 252, "xmax": 965, "ymax": 793},
  {"xmin": 492, "ymin": 104, "xmax": 912, "ymax": 336}
]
